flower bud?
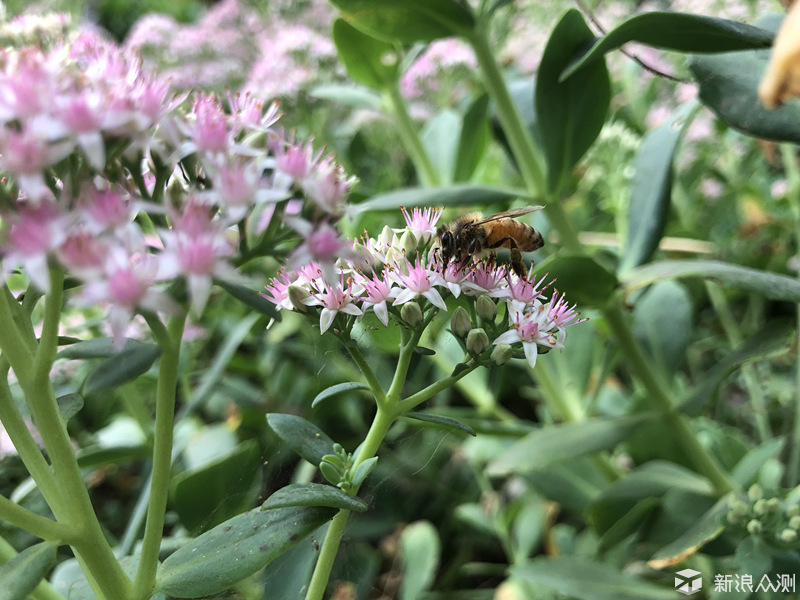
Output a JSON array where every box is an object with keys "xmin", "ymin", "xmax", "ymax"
[
  {"xmin": 491, "ymin": 343, "xmax": 513, "ymax": 366},
  {"xmin": 779, "ymin": 528, "xmax": 798, "ymax": 543},
  {"xmin": 747, "ymin": 519, "xmax": 763, "ymax": 535},
  {"xmin": 450, "ymin": 306, "xmax": 471, "ymax": 338},
  {"xmin": 466, "ymin": 328, "xmax": 489, "ymax": 354},
  {"xmin": 398, "ymin": 230, "xmax": 418, "ymax": 255},
  {"xmin": 287, "ymin": 285, "xmax": 310, "ymax": 312},
  {"xmin": 729, "ymin": 497, "xmax": 749, "ymax": 517},
  {"xmin": 401, "ymin": 301, "xmax": 423, "ymax": 327},
  {"xmin": 753, "ymin": 499, "xmax": 768, "ymax": 516},
  {"xmin": 748, "ymin": 484, "xmax": 763, "ymax": 502},
  {"xmin": 766, "ymin": 498, "xmax": 781, "ymax": 513},
  {"xmin": 789, "ymin": 515, "xmax": 800, "ymax": 530},
  {"xmin": 476, "ymin": 295, "xmax": 497, "ymax": 321},
  {"xmin": 787, "ymin": 503, "xmax": 800, "ymax": 518}
]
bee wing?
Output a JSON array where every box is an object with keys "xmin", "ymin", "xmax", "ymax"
[{"xmin": 471, "ymin": 205, "xmax": 544, "ymax": 225}]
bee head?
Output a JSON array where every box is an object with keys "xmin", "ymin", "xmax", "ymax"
[{"xmin": 437, "ymin": 225, "xmax": 455, "ymax": 266}]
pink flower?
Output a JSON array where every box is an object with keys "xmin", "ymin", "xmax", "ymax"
[
  {"xmin": 461, "ymin": 262, "xmax": 509, "ymax": 297},
  {"xmin": 493, "ymin": 310, "xmax": 559, "ymax": 369},
  {"xmin": 307, "ymin": 276, "xmax": 362, "ymax": 333},
  {"xmin": 400, "ymin": 206, "xmax": 442, "ymax": 244},
  {"xmin": 300, "ymin": 156, "xmax": 355, "ymax": 215},
  {"xmin": 0, "ymin": 126, "xmax": 71, "ymax": 200},
  {"xmin": 355, "ymin": 271, "xmax": 394, "ymax": 326},
  {"xmin": 285, "ymin": 218, "xmax": 352, "ymax": 280},
  {"xmin": 262, "ymin": 271, "xmax": 295, "ymax": 311},
  {"xmin": 390, "ymin": 256, "xmax": 447, "ymax": 311}
]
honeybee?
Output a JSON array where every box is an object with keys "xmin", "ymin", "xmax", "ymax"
[{"xmin": 436, "ymin": 206, "xmax": 545, "ymax": 277}]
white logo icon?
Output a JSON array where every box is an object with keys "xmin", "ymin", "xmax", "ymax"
[{"xmin": 675, "ymin": 569, "xmax": 702, "ymax": 595}]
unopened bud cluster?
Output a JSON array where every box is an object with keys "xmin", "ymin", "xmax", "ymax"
[{"xmin": 725, "ymin": 484, "xmax": 800, "ymax": 549}]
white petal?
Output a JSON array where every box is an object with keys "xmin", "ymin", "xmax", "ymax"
[
  {"xmin": 494, "ymin": 329, "xmax": 521, "ymax": 345},
  {"xmin": 373, "ymin": 301, "xmax": 389, "ymax": 326},
  {"xmin": 187, "ymin": 273, "xmax": 213, "ymax": 316},
  {"xmin": 422, "ymin": 288, "xmax": 447, "ymax": 311},
  {"xmin": 522, "ymin": 341, "xmax": 539, "ymax": 369},
  {"xmin": 319, "ymin": 308, "xmax": 336, "ymax": 333}
]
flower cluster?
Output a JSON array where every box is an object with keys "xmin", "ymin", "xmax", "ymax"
[
  {"xmin": 264, "ymin": 207, "xmax": 584, "ymax": 368},
  {"xmin": 0, "ymin": 31, "xmax": 352, "ymax": 342}
]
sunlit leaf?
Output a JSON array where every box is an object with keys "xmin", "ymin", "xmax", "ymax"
[
  {"xmin": 332, "ymin": 18, "xmax": 399, "ymax": 90},
  {"xmin": 350, "ymin": 185, "xmax": 527, "ymax": 213}
]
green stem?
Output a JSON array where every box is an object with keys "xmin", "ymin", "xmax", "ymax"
[
  {"xmin": 7, "ymin": 270, "xmax": 132, "ymax": 598},
  {"xmin": 780, "ymin": 143, "xmax": 800, "ymax": 486},
  {"xmin": 603, "ymin": 299, "xmax": 734, "ymax": 493},
  {"xmin": 344, "ymin": 342, "xmax": 386, "ymax": 406},
  {"xmin": 385, "ymin": 327, "xmax": 419, "ymax": 402},
  {"xmin": 304, "ymin": 405, "xmax": 397, "ymax": 600},
  {"xmin": 705, "ymin": 282, "xmax": 771, "ymax": 442},
  {"xmin": 400, "ymin": 361, "xmax": 479, "ymax": 411},
  {"xmin": 0, "ymin": 371, "xmax": 61, "ymax": 509},
  {"xmin": 384, "ymin": 84, "xmax": 440, "ymax": 187},
  {"xmin": 0, "ymin": 494, "xmax": 67, "ymax": 542},
  {"xmin": 0, "ymin": 536, "xmax": 65, "ymax": 600},
  {"xmin": 132, "ymin": 315, "xmax": 185, "ymax": 600}
]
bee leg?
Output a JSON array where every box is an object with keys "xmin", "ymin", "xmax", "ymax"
[{"xmin": 489, "ymin": 237, "xmax": 527, "ymax": 278}]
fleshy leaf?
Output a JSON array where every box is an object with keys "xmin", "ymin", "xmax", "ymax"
[
  {"xmin": 400, "ymin": 522, "xmax": 440, "ymax": 600},
  {"xmin": 513, "ymin": 556, "xmax": 679, "ymax": 600},
  {"xmin": 690, "ymin": 49, "xmax": 800, "ymax": 143},
  {"xmin": 536, "ymin": 9, "xmax": 610, "ymax": 193},
  {"xmin": 332, "ymin": 18, "xmax": 399, "ymax": 90},
  {"xmin": 261, "ymin": 482, "xmax": 367, "ymax": 512},
  {"xmin": 82, "ymin": 343, "xmax": 162, "ymax": 394},
  {"xmin": 487, "ymin": 414, "xmax": 653, "ymax": 476},
  {"xmin": 402, "ymin": 411, "xmax": 477, "ymax": 436},
  {"xmin": 217, "ymin": 280, "xmax": 279, "ymax": 319},
  {"xmin": 563, "ymin": 12, "xmax": 774, "ymax": 80},
  {"xmin": 0, "ymin": 542, "xmax": 57, "ymax": 600},
  {"xmin": 155, "ymin": 506, "xmax": 336, "ymax": 597},
  {"xmin": 330, "ymin": 0, "xmax": 475, "ymax": 43},
  {"xmin": 648, "ymin": 495, "xmax": 731, "ymax": 569},
  {"xmin": 532, "ymin": 254, "xmax": 618, "ymax": 308},
  {"xmin": 312, "ymin": 382, "xmax": 370, "ymax": 407},
  {"xmin": 620, "ymin": 103, "xmax": 696, "ymax": 273},
  {"xmin": 454, "ymin": 93, "xmax": 490, "ymax": 183},
  {"xmin": 622, "ymin": 260, "xmax": 800, "ymax": 302},
  {"xmin": 57, "ymin": 393, "xmax": 84, "ymax": 421},
  {"xmin": 350, "ymin": 184, "xmax": 526, "ymax": 213},
  {"xmin": 267, "ymin": 413, "xmax": 337, "ymax": 465}
]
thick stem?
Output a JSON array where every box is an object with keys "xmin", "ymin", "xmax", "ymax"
[
  {"xmin": 384, "ymin": 84, "xmax": 441, "ymax": 188},
  {"xmin": 132, "ymin": 315, "xmax": 185, "ymax": 600},
  {"xmin": 0, "ymin": 494, "xmax": 67, "ymax": 542},
  {"xmin": 304, "ymin": 405, "xmax": 396, "ymax": 600},
  {"xmin": 603, "ymin": 299, "xmax": 734, "ymax": 493}
]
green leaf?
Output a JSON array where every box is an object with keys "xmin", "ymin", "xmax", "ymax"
[
  {"xmin": 562, "ymin": 12, "xmax": 774, "ymax": 80},
  {"xmin": 596, "ymin": 497, "xmax": 661, "ymax": 552},
  {"xmin": 350, "ymin": 184, "xmax": 527, "ymax": 213},
  {"xmin": 491, "ymin": 79, "xmax": 542, "ymax": 170},
  {"xmin": 632, "ymin": 281, "xmax": 692, "ymax": 375},
  {"xmin": 53, "ymin": 556, "xmax": 162, "ymax": 600},
  {"xmin": 261, "ymin": 483, "xmax": 368, "ymax": 512},
  {"xmin": 57, "ymin": 337, "xmax": 148, "ymax": 359},
  {"xmin": 155, "ymin": 506, "xmax": 336, "ymax": 597},
  {"xmin": 402, "ymin": 411, "xmax": 477, "ymax": 436},
  {"xmin": 735, "ymin": 536, "xmax": 772, "ymax": 583},
  {"xmin": 171, "ymin": 440, "xmax": 262, "ymax": 535},
  {"xmin": 620, "ymin": 103, "xmax": 696, "ymax": 273},
  {"xmin": 400, "ymin": 521, "xmax": 440, "ymax": 600},
  {"xmin": 332, "ymin": 18, "xmax": 399, "ymax": 90},
  {"xmin": 623, "ymin": 260, "xmax": 800, "ymax": 302},
  {"xmin": 454, "ymin": 93, "xmax": 490, "ymax": 183},
  {"xmin": 320, "ymin": 461, "xmax": 343, "ymax": 485},
  {"xmin": 648, "ymin": 494, "xmax": 731, "ymax": 569},
  {"xmin": 309, "ymin": 83, "xmax": 383, "ymax": 110},
  {"xmin": 690, "ymin": 50, "xmax": 800, "ymax": 143},
  {"xmin": 56, "ymin": 393, "xmax": 83, "ymax": 421},
  {"xmin": 351, "ymin": 456, "xmax": 378, "ymax": 487},
  {"xmin": 486, "ymin": 414, "xmax": 653, "ymax": 476},
  {"xmin": 312, "ymin": 382, "xmax": 370, "ymax": 408},
  {"xmin": 589, "ymin": 461, "xmax": 714, "ymax": 536},
  {"xmin": 536, "ymin": 9, "xmax": 610, "ymax": 193},
  {"xmin": 532, "ymin": 254, "xmax": 618, "ymax": 307},
  {"xmin": 330, "ymin": 0, "xmax": 475, "ymax": 43},
  {"xmin": 267, "ymin": 413, "xmax": 337, "ymax": 465},
  {"xmin": 513, "ymin": 556, "xmax": 678, "ymax": 600},
  {"xmin": 0, "ymin": 542, "xmax": 57, "ymax": 600},
  {"xmin": 82, "ymin": 342, "xmax": 162, "ymax": 394},
  {"xmin": 421, "ymin": 109, "xmax": 461, "ymax": 185},
  {"xmin": 680, "ymin": 318, "xmax": 794, "ymax": 414},
  {"xmin": 731, "ymin": 438, "xmax": 785, "ymax": 487},
  {"xmin": 217, "ymin": 280, "xmax": 279, "ymax": 319}
]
